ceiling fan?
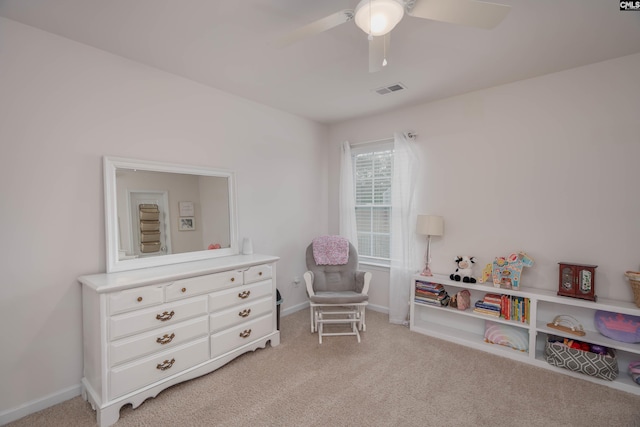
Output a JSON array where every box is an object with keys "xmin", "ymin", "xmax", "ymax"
[{"xmin": 278, "ymin": 0, "xmax": 511, "ymax": 72}]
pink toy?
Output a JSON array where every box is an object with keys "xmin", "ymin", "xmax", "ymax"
[
  {"xmin": 595, "ymin": 310, "xmax": 640, "ymax": 343},
  {"xmin": 456, "ymin": 290, "xmax": 471, "ymax": 310}
]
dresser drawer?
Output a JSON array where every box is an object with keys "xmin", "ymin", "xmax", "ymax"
[
  {"xmin": 110, "ymin": 296, "xmax": 208, "ymax": 340},
  {"xmin": 166, "ymin": 271, "xmax": 243, "ymax": 301},
  {"xmin": 209, "ymin": 297, "xmax": 272, "ymax": 334},
  {"xmin": 244, "ymin": 264, "xmax": 272, "ymax": 284},
  {"xmin": 109, "ymin": 316, "xmax": 209, "ymax": 367},
  {"xmin": 109, "ymin": 286, "xmax": 164, "ymax": 315},
  {"xmin": 109, "ymin": 337, "xmax": 209, "ymax": 400},
  {"xmin": 210, "ymin": 315, "xmax": 273, "ymax": 359},
  {"xmin": 208, "ymin": 280, "xmax": 272, "ymax": 313}
]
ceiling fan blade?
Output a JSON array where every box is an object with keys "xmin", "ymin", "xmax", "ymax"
[
  {"xmin": 408, "ymin": 0, "xmax": 511, "ymax": 30},
  {"xmin": 276, "ymin": 9, "xmax": 354, "ymax": 47},
  {"xmin": 369, "ymin": 34, "xmax": 390, "ymax": 73}
]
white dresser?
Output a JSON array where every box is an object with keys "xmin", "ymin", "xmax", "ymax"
[{"xmin": 78, "ymin": 254, "xmax": 280, "ymax": 427}]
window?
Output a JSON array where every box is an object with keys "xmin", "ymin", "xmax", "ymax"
[{"xmin": 353, "ymin": 145, "xmax": 394, "ymax": 263}]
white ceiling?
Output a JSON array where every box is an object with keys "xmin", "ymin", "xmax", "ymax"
[{"xmin": 1, "ymin": 0, "xmax": 639, "ymax": 124}]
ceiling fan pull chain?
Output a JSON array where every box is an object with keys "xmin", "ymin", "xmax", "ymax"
[{"xmin": 382, "ymin": 33, "xmax": 388, "ymax": 67}]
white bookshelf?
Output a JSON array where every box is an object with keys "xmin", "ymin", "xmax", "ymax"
[{"xmin": 409, "ymin": 274, "xmax": 640, "ymax": 395}]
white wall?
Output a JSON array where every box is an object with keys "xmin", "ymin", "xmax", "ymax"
[
  {"xmin": 0, "ymin": 17, "xmax": 327, "ymax": 417},
  {"xmin": 329, "ymin": 53, "xmax": 640, "ymax": 307}
]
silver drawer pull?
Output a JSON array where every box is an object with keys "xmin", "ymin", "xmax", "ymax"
[
  {"xmin": 156, "ymin": 333, "xmax": 175, "ymax": 345},
  {"xmin": 156, "ymin": 310, "xmax": 175, "ymax": 321},
  {"xmin": 239, "ymin": 329, "xmax": 252, "ymax": 338},
  {"xmin": 156, "ymin": 358, "xmax": 175, "ymax": 371},
  {"xmin": 238, "ymin": 290, "xmax": 251, "ymax": 299},
  {"xmin": 239, "ymin": 308, "xmax": 251, "ymax": 318}
]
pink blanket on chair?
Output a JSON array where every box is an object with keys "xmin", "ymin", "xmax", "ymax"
[{"xmin": 312, "ymin": 236, "xmax": 349, "ymax": 265}]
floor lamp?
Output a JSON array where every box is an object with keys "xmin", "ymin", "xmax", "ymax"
[{"xmin": 416, "ymin": 215, "xmax": 444, "ymax": 276}]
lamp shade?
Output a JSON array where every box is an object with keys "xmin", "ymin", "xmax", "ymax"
[
  {"xmin": 416, "ymin": 215, "xmax": 444, "ymax": 237},
  {"xmin": 354, "ymin": 0, "xmax": 405, "ymax": 36}
]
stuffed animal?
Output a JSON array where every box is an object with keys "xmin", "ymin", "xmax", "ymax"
[{"xmin": 450, "ymin": 256, "xmax": 477, "ymax": 283}]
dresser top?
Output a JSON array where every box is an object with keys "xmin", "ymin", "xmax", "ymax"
[{"xmin": 78, "ymin": 254, "xmax": 279, "ymax": 292}]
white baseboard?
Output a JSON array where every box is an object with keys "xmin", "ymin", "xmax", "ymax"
[
  {"xmin": 0, "ymin": 384, "xmax": 81, "ymax": 426},
  {"xmin": 281, "ymin": 301, "xmax": 309, "ymax": 317},
  {"xmin": 366, "ymin": 303, "xmax": 389, "ymax": 314}
]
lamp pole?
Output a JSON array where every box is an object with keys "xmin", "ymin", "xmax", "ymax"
[{"xmin": 422, "ymin": 234, "xmax": 433, "ymax": 276}]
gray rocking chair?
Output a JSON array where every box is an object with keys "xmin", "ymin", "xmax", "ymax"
[{"xmin": 303, "ymin": 241, "xmax": 371, "ymax": 343}]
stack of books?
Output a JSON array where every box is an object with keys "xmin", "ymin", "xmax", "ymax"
[
  {"xmin": 500, "ymin": 295, "xmax": 530, "ymax": 323},
  {"xmin": 473, "ymin": 293, "xmax": 502, "ymax": 317},
  {"xmin": 415, "ymin": 280, "xmax": 450, "ymax": 307}
]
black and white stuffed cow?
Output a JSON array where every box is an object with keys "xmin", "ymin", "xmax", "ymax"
[{"xmin": 450, "ymin": 256, "xmax": 477, "ymax": 283}]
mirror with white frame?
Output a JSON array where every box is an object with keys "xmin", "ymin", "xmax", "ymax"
[{"xmin": 104, "ymin": 156, "xmax": 239, "ymax": 273}]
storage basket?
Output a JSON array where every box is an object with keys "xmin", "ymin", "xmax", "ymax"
[
  {"xmin": 140, "ymin": 242, "xmax": 161, "ymax": 253},
  {"xmin": 140, "ymin": 220, "xmax": 160, "ymax": 232},
  {"xmin": 139, "ymin": 210, "xmax": 160, "ymax": 221},
  {"xmin": 140, "ymin": 231, "xmax": 161, "ymax": 243},
  {"xmin": 544, "ymin": 336, "xmax": 618, "ymax": 381},
  {"xmin": 625, "ymin": 271, "xmax": 640, "ymax": 308}
]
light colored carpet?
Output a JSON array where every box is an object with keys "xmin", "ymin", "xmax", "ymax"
[{"xmin": 8, "ymin": 309, "xmax": 640, "ymax": 427}]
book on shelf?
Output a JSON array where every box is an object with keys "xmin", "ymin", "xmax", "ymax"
[
  {"xmin": 415, "ymin": 294, "xmax": 451, "ymax": 307},
  {"xmin": 415, "ymin": 289, "xmax": 445, "ymax": 297},
  {"xmin": 475, "ymin": 301, "xmax": 501, "ymax": 312},
  {"xmin": 483, "ymin": 293, "xmax": 502, "ymax": 304},
  {"xmin": 415, "ymin": 281, "xmax": 445, "ymax": 291},
  {"xmin": 473, "ymin": 307, "xmax": 501, "ymax": 317}
]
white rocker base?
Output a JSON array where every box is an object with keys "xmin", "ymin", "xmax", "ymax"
[{"xmin": 310, "ymin": 303, "xmax": 367, "ymax": 344}]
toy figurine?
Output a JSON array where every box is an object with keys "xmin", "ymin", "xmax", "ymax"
[{"xmin": 491, "ymin": 252, "xmax": 534, "ymax": 289}]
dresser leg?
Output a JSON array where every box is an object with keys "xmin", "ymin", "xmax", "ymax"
[
  {"xmin": 97, "ymin": 405, "xmax": 122, "ymax": 427},
  {"xmin": 271, "ymin": 331, "xmax": 281, "ymax": 347}
]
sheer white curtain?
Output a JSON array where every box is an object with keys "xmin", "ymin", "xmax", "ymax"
[
  {"xmin": 389, "ymin": 132, "xmax": 418, "ymax": 324},
  {"xmin": 339, "ymin": 141, "xmax": 358, "ymax": 249}
]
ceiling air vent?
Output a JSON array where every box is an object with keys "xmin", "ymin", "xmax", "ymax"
[{"xmin": 374, "ymin": 82, "xmax": 406, "ymax": 95}]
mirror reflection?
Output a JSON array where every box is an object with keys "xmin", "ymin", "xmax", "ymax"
[
  {"xmin": 104, "ymin": 157, "xmax": 238, "ymax": 273},
  {"xmin": 116, "ymin": 169, "xmax": 231, "ymax": 259}
]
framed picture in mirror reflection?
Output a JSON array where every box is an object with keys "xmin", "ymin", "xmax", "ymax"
[{"xmin": 179, "ymin": 217, "xmax": 195, "ymax": 231}]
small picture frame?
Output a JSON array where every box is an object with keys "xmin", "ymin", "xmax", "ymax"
[
  {"xmin": 179, "ymin": 217, "xmax": 195, "ymax": 231},
  {"xmin": 179, "ymin": 201, "xmax": 195, "ymax": 217}
]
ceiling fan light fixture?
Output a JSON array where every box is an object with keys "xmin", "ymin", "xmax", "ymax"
[{"xmin": 354, "ymin": 0, "xmax": 404, "ymax": 36}]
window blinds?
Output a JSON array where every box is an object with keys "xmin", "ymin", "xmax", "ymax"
[{"xmin": 353, "ymin": 149, "xmax": 393, "ymax": 260}]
